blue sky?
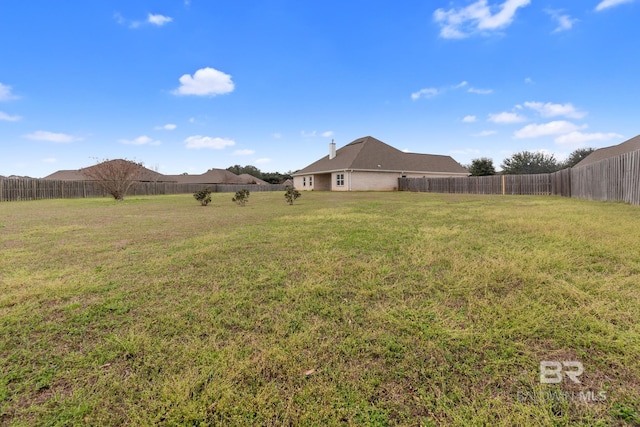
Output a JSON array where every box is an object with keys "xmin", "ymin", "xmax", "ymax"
[{"xmin": 1, "ymin": 0, "xmax": 639, "ymax": 177}]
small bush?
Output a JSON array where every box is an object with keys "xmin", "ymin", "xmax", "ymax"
[
  {"xmin": 193, "ymin": 187, "xmax": 212, "ymax": 206},
  {"xmin": 232, "ymin": 189, "xmax": 250, "ymax": 206},
  {"xmin": 284, "ymin": 186, "xmax": 301, "ymax": 205}
]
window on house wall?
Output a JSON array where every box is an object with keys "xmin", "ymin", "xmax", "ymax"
[
  {"xmin": 336, "ymin": 173, "xmax": 344, "ymax": 186},
  {"xmin": 303, "ymin": 177, "xmax": 306, "ymax": 187},
  {"xmin": 309, "ymin": 176, "xmax": 313, "ymax": 186}
]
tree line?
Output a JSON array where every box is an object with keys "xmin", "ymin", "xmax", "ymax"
[
  {"xmin": 466, "ymin": 148, "xmax": 595, "ymax": 176},
  {"xmin": 225, "ymin": 165, "xmax": 293, "ymax": 184}
]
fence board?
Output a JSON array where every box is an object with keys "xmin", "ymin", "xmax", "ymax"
[
  {"xmin": 399, "ymin": 150, "xmax": 640, "ymax": 206},
  {"xmin": 0, "ymin": 179, "xmax": 286, "ymax": 202}
]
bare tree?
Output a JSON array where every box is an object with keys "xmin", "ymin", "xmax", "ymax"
[{"xmin": 82, "ymin": 159, "xmax": 146, "ymax": 201}]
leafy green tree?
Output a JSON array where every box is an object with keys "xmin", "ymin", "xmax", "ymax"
[
  {"xmin": 467, "ymin": 158, "xmax": 496, "ymax": 176},
  {"xmin": 232, "ymin": 189, "xmax": 250, "ymax": 206},
  {"xmin": 500, "ymin": 151, "xmax": 560, "ymax": 174},
  {"xmin": 226, "ymin": 165, "xmax": 262, "ymax": 179},
  {"xmin": 561, "ymin": 147, "xmax": 595, "ymax": 168},
  {"xmin": 193, "ymin": 187, "xmax": 212, "ymax": 206},
  {"xmin": 226, "ymin": 165, "xmax": 292, "ymax": 183},
  {"xmin": 284, "ymin": 186, "xmax": 301, "ymax": 205}
]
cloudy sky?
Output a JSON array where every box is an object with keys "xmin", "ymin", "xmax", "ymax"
[{"xmin": 1, "ymin": 0, "xmax": 638, "ymax": 177}]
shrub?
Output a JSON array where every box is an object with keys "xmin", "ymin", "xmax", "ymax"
[
  {"xmin": 232, "ymin": 189, "xmax": 250, "ymax": 206},
  {"xmin": 193, "ymin": 187, "xmax": 212, "ymax": 206},
  {"xmin": 284, "ymin": 186, "xmax": 301, "ymax": 205}
]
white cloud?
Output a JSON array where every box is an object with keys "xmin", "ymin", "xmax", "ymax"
[
  {"xmin": 595, "ymin": 0, "xmax": 634, "ymax": 11},
  {"xmin": 42, "ymin": 158, "xmax": 57, "ymax": 163},
  {"xmin": 184, "ymin": 135, "xmax": 235, "ymax": 149},
  {"xmin": 233, "ymin": 149, "xmax": 255, "ymax": 155},
  {"xmin": 272, "ymin": 133, "xmax": 282, "ymax": 139},
  {"xmin": 0, "ymin": 111, "xmax": 21, "ymax": 121},
  {"xmin": 114, "ymin": 12, "xmax": 142, "ymax": 29},
  {"xmin": 0, "ymin": 83, "xmax": 19, "ymax": 101},
  {"xmin": 514, "ymin": 121, "xmax": 585, "ymax": 138},
  {"xmin": 488, "ymin": 111, "xmax": 527, "ymax": 123},
  {"xmin": 23, "ymin": 131, "xmax": 82, "ymax": 143},
  {"xmin": 453, "ymin": 81, "xmax": 468, "ymax": 89},
  {"xmin": 468, "ymin": 87, "xmax": 493, "ymax": 95},
  {"xmin": 255, "ymin": 158, "xmax": 271, "ymax": 164},
  {"xmin": 411, "ymin": 88, "xmax": 439, "ymax": 100},
  {"xmin": 433, "ymin": 0, "xmax": 531, "ymax": 39},
  {"xmin": 189, "ymin": 117, "xmax": 196, "ymax": 123},
  {"xmin": 524, "ymin": 101, "xmax": 587, "ymax": 119},
  {"xmin": 462, "ymin": 115, "xmax": 477, "ymax": 123},
  {"xmin": 322, "ymin": 131, "xmax": 334, "ymax": 138},
  {"xmin": 118, "ymin": 135, "xmax": 161, "ymax": 146},
  {"xmin": 173, "ymin": 67, "xmax": 234, "ymax": 96},
  {"xmin": 148, "ymin": 13, "xmax": 173, "ymax": 26},
  {"xmin": 555, "ymin": 131, "xmax": 622, "ymax": 145},
  {"xmin": 472, "ymin": 130, "xmax": 498, "ymax": 137},
  {"xmin": 524, "ymin": 77, "xmax": 534, "ymax": 84},
  {"xmin": 155, "ymin": 123, "xmax": 177, "ymax": 130},
  {"xmin": 545, "ymin": 9, "xmax": 577, "ymax": 33},
  {"xmin": 301, "ymin": 130, "xmax": 317, "ymax": 138}
]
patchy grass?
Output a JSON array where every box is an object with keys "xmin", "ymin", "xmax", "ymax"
[{"xmin": 1, "ymin": 192, "xmax": 639, "ymax": 426}]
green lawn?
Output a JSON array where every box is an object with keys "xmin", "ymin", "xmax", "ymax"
[{"xmin": 1, "ymin": 192, "xmax": 639, "ymax": 426}]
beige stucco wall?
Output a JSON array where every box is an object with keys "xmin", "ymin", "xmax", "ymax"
[{"xmin": 294, "ymin": 171, "xmax": 467, "ymax": 191}]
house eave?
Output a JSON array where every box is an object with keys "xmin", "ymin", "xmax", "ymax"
[{"xmin": 293, "ymin": 168, "xmax": 468, "ymax": 176}]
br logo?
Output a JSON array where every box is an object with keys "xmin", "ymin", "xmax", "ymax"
[{"xmin": 539, "ymin": 361, "xmax": 584, "ymax": 384}]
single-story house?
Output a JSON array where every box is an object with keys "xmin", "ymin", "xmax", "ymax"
[
  {"xmin": 292, "ymin": 136, "xmax": 468, "ymax": 191},
  {"xmin": 574, "ymin": 134, "xmax": 640, "ymax": 168}
]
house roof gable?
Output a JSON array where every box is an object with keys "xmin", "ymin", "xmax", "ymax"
[
  {"xmin": 294, "ymin": 136, "xmax": 468, "ymax": 175},
  {"xmin": 574, "ymin": 135, "xmax": 640, "ymax": 168}
]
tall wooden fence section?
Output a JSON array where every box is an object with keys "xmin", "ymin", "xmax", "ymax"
[
  {"xmin": 398, "ymin": 150, "xmax": 639, "ymax": 206},
  {"xmin": 571, "ymin": 150, "xmax": 640, "ymax": 205},
  {"xmin": 0, "ymin": 179, "xmax": 287, "ymax": 202},
  {"xmin": 399, "ymin": 171, "xmax": 570, "ymax": 197}
]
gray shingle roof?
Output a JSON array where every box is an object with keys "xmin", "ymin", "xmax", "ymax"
[
  {"xmin": 43, "ymin": 161, "xmax": 251, "ymax": 184},
  {"xmin": 574, "ymin": 135, "xmax": 640, "ymax": 168},
  {"xmin": 165, "ymin": 169, "xmax": 246, "ymax": 184},
  {"xmin": 294, "ymin": 136, "xmax": 468, "ymax": 175}
]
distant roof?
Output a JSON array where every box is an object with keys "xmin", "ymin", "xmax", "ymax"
[
  {"xmin": 294, "ymin": 136, "xmax": 468, "ymax": 175},
  {"xmin": 43, "ymin": 161, "xmax": 254, "ymax": 184},
  {"xmin": 43, "ymin": 170, "xmax": 90, "ymax": 180},
  {"xmin": 238, "ymin": 174, "xmax": 269, "ymax": 184},
  {"xmin": 575, "ymin": 135, "xmax": 640, "ymax": 168},
  {"xmin": 165, "ymin": 168, "xmax": 246, "ymax": 184}
]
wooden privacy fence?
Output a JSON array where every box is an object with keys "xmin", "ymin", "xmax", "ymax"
[
  {"xmin": 399, "ymin": 170, "xmax": 571, "ymax": 197},
  {"xmin": 0, "ymin": 179, "xmax": 287, "ymax": 202},
  {"xmin": 399, "ymin": 150, "xmax": 640, "ymax": 206},
  {"xmin": 571, "ymin": 149, "xmax": 640, "ymax": 205}
]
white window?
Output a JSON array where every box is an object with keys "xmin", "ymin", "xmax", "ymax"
[
  {"xmin": 303, "ymin": 177, "xmax": 306, "ymax": 187},
  {"xmin": 336, "ymin": 173, "xmax": 344, "ymax": 186},
  {"xmin": 309, "ymin": 176, "xmax": 313, "ymax": 186}
]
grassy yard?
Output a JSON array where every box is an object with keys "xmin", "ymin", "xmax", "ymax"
[{"xmin": 1, "ymin": 191, "xmax": 639, "ymax": 426}]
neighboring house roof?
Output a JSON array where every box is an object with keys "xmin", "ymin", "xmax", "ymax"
[
  {"xmin": 294, "ymin": 136, "xmax": 468, "ymax": 175},
  {"xmin": 237, "ymin": 174, "xmax": 268, "ymax": 184},
  {"xmin": 43, "ymin": 161, "xmax": 255, "ymax": 185},
  {"xmin": 165, "ymin": 168, "xmax": 246, "ymax": 184},
  {"xmin": 43, "ymin": 160, "xmax": 170, "ymax": 182},
  {"xmin": 42, "ymin": 170, "xmax": 90, "ymax": 180},
  {"xmin": 575, "ymin": 135, "xmax": 640, "ymax": 168}
]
